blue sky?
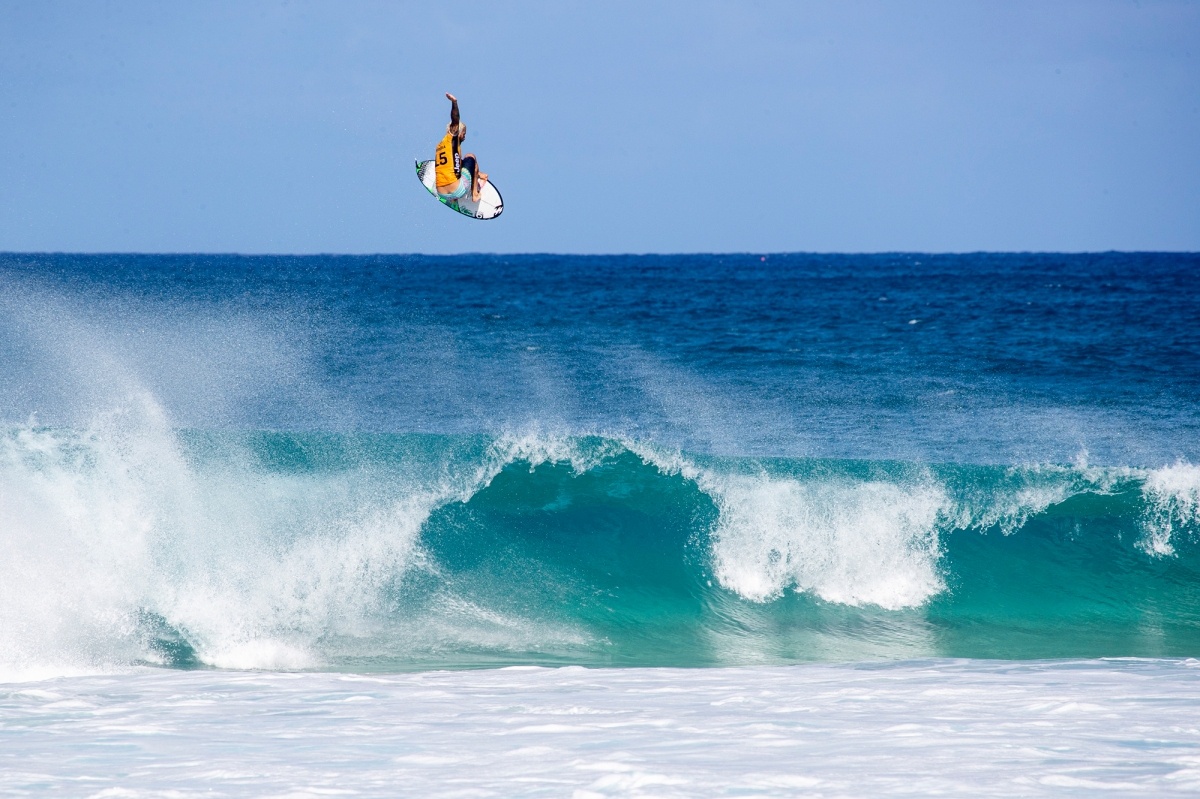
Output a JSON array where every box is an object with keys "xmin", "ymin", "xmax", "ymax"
[{"xmin": 1, "ymin": 1, "xmax": 1197, "ymax": 254}]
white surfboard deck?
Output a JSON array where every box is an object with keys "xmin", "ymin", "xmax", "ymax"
[{"xmin": 416, "ymin": 159, "xmax": 504, "ymax": 220}]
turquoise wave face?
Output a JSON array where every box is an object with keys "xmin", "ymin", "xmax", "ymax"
[{"xmin": 4, "ymin": 425, "xmax": 1197, "ymax": 673}]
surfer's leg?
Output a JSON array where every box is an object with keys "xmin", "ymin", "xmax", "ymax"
[
  {"xmin": 463, "ymin": 155, "xmax": 484, "ymax": 202},
  {"xmin": 471, "ymin": 166, "xmax": 488, "ymax": 203}
]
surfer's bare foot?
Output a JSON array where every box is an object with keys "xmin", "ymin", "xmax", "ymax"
[
  {"xmin": 445, "ymin": 92, "xmax": 457, "ymax": 102},
  {"xmin": 472, "ymin": 173, "xmax": 488, "ymax": 202}
]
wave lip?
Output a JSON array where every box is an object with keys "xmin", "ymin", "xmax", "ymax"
[
  {"xmin": 1140, "ymin": 462, "xmax": 1200, "ymax": 556},
  {"xmin": 699, "ymin": 470, "xmax": 946, "ymax": 609}
]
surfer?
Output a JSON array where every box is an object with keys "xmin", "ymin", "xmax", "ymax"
[{"xmin": 435, "ymin": 93, "xmax": 488, "ymax": 204}]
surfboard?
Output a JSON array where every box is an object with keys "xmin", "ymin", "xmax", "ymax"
[{"xmin": 415, "ymin": 160, "xmax": 504, "ymax": 220}]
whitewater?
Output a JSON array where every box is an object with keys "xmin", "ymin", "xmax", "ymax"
[{"xmin": 1, "ymin": 252, "xmax": 1198, "ymax": 796}]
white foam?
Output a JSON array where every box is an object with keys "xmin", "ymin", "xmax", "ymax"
[
  {"xmin": 1140, "ymin": 462, "xmax": 1200, "ymax": 556},
  {"xmin": 0, "ymin": 400, "xmax": 451, "ymax": 676},
  {"xmin": 703, "ymin": 472, "xmax": 948, "ymax": 608},
  {"xmin": 629, "ymin": 444, "xmax": 948, "ymax": 609},
  {"xmin": 0, "ymin": 394, "xmax": 187, "ymax": 677},
  {"xmin": 154, "ymin": 483, "xmax": 438, "ymax": 670},
  {"xmin": 3, "ymin": 660, "xmax": 1198, "ymax": 798}
]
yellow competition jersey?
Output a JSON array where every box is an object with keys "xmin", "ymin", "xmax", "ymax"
[{"xmin": 434, "ymin": 132, "xmax": 461, "ymax": 188}]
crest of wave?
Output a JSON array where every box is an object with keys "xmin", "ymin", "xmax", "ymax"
[
  {"xmin": 0, "ymin": 393, "xmax": 443, "ymax": 676},
  {"xmin": 1140, "ymin": 462, "xmax": 1200, "ymax": 556},
  {"xmin": 628, "ymin": 445, "xmax": 948, "ymax": 610},
  {"xmin": 705, "ymin": 473, "xmax": 949, "ymax": 608},
  {"xmin": 0, "ymin": 395, "xmax": 188, "ymax": 679}
]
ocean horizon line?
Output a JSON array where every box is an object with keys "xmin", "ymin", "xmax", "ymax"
[{"xmin": 3, "ymin": 249, "xmax": 1199, "ymax": 258}]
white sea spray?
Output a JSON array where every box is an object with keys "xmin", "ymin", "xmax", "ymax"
[{"xmin": 1140, "ymin": 462, "xmax": 1200, "ymax": 556}]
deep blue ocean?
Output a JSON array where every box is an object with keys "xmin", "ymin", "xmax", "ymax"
[{"xmin": 1, "ymin": 252, "xmax": 1198, "ymax": 673}]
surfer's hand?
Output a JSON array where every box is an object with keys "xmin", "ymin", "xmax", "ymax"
[{"xmin": 445, "ymin": 93, "xmax": 457, "ymax": 102}]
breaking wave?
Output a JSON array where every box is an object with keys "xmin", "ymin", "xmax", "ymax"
[{"xmin": 2, "ymin": 398, "xmax": 1198, "ymax": 678}]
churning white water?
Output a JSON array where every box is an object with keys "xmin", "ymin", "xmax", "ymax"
[{"xmin": 3, "ymin": 659, "xmax": 1200, "ymax": 798}]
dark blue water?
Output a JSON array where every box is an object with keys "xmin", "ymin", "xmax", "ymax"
[{"xmin": 1, "ymin": 252, "xmax": 1198, "ymax": 670}]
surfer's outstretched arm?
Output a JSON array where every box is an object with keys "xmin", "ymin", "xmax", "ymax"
[{"xmin": 446, "ymin": 92, "xmax": 459, "ymax": 128}]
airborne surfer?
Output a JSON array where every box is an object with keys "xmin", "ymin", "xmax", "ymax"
[{"xmin": 434, "ymin": 93, "xmax": 488, "ymax": 204}]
